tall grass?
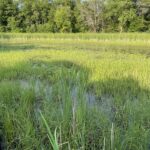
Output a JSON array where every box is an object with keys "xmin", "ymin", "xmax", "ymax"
[{"xmin": 0, "ymin": 33, "xmax": 150, "ymax": 149}]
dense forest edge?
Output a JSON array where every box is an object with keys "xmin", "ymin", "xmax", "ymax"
[{"xmin": 0, "ymin": 0, "xmax": 150, "ymax": 33}]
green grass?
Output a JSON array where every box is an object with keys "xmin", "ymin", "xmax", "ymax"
[{"xmin": 0, "ymin": 33, "xmax": 150, "ymax": 149}]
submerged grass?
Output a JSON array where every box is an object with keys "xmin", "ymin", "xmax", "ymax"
[{"xmin": 0, "ymin": 33, "xmax": 150, "ymax": 149}]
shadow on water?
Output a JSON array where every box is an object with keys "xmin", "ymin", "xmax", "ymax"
[
  {"xmin": 0, "ymin": 60, "xmax": 150, "ymax": 149},
  {"xmin": 88, "ymin": 78, "xmax": 150, "ymax": 122}
]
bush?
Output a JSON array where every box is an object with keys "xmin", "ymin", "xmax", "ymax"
[
  {"xmin": 128, "ymin": 18, "xmax": 148, "ymax": 32},
  {"xmin": 0, "ymin": 26, "xmax": 5, "ymax": 32},
  {"xmin": 36, "ymin": 23, "xmax": 53, "ymax": 32}
]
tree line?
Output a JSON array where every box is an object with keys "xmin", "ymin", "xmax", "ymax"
[{"xmin": 0, "ymin": 0, "xmax": 150, "ymax": 33}]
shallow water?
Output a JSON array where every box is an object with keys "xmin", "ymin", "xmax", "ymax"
[
  {"xmin": 19, "ymin": 79, "xmax": 114, "ymax": 121},
  {"xmin": 20, "ymin": 79, "xmax": 52, "ymax": 96},
  {"xmin": 71, "ymin": 86, "xmax": 115, "ymax": 121}
]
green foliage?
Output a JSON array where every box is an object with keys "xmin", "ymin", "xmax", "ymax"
[
  {"xmin": 128, "ymin": 17, "xmax": 147, "ymax": 32},
  {"xmin": 7, "ymin": 17, "xmax": 20, "ymax": 32},
  {"xmin": 0, "ymin": 0, "xmax": 149, "ymax": 32},
  {"xmin": 36, "ymin": 23, "xmax": 53, "ymax": 32},
  {"xmin": 40, "ymin": 111, "xmax": 59, "ymax": 150},
  {"xmin": 54, "ymin": 6, "xmax": 72, "ymax": 32},
  {"xmin": 0, "ymin": 0, "xmax": 18, "ymax": 31},
  {"xmin": 118, "ymin": 9, "xmax": 137, "ymax": 32}
]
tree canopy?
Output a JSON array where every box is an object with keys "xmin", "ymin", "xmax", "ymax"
[{"xmin": 0, "ymin": 0, "xmax": 149, "ymax": 32}]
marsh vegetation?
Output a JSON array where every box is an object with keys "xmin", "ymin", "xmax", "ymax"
[{"xmin": 0, "ymin": 33, "xmax": 150, "ymax": 149}]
